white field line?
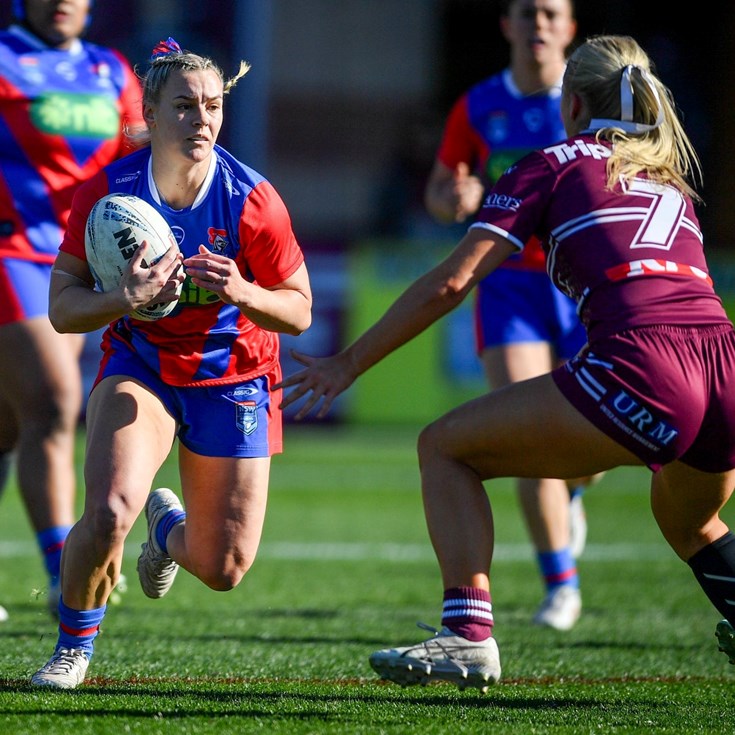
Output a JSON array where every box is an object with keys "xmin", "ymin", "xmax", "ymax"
[{"xmin": 0, "ymin": 540, "xmax": 674, "ymax": 562}]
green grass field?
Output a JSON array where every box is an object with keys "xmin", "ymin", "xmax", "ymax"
[{"xmin": 0, "ymin": 423, "xmax": 734, "ymax": 734}]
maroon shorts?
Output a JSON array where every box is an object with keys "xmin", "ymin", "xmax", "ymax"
[{"xmin": 552, "ymin": 323, "xmax": 735, "ymax": 472}]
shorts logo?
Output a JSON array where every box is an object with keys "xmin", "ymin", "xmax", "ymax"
[
  {"xmin": 605, "ymin": 390, "xmax": 679, "ymax": 449},
  {"xmin": 236, "ymin": 400, "xmax": 258, "ymax": 435},
  {"xmin": 228, "ymin": 386, "xmax": 259, "ymax": 399},
  {"xmin": 570, "ymin": 354, "xmax": 679, "ymax": 454}
]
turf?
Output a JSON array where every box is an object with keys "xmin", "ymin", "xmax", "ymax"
[{"xmin": 0, "ymin": 423, "xmax": 733, "ymax": 734}]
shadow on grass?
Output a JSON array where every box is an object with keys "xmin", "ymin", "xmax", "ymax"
[{"xmin": 0, "ymin": 678, "xmax": 619, "ymax": 716}]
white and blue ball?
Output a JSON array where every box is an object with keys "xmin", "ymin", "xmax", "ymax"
[{"xmin": 84, "ymin": 193, "xmax": 182, "ymax": 321}]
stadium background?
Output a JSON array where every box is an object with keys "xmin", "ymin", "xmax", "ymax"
[{"xmin": 5, "ymin": 1, "xmax": 735, "ymax": 423}]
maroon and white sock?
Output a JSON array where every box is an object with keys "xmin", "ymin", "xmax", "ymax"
[{"xmin": 441, "ymin": 586, "xmax": 493, "ymax": 642}]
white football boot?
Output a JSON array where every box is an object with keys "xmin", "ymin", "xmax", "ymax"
[
  {"xmin": 569, "ymin": 492, "xmax": 588, "ymax": 559},
  {"xmin": 533, "ymin": 585, "xmax": 582, "ymax": 631},
  {"xmin": 137, "ymin": 488, "xmax": 182, "ymax": 598},
  {"xmin": 31, "ymin": 648, "xmax": 90, "ymax": 689},
  {"xmin": 369, "ymin": 623, "xmax": 501, "ymax": 692}
]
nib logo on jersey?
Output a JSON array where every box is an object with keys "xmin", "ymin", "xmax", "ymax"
[
  {"xmin": 31, "ymin": 93, "xmax": 120, "ymax": 139},
  {"xmin": 179, "ymin": 227, "xmax": 234, "ymax": 307}
]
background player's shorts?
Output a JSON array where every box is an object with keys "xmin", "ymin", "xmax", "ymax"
[
  {"xmin": 0, "ymin": 258, "xmax": 53, "ymax": 326},
  {"xmin": 474, "ymin": 267, "xmax": 585, "ymax": 359},
  {"xmin": 552, "ymin": 323, "xmax": 735, "ymax": 473},
  {"xmin": 96, "ymin": 338, "xmax": 282, "ymax": 458}
]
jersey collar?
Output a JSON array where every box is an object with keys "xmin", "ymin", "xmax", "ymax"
[
  {"xmin": 8, "ymin": 24, "xmax": 83, "ymax": 55},
  {"xmin": 502, "ymin": 67, "xmax": 564, "ymax": 100},
  {"xmin": 147, "ymin": 150, "xmax": 218, "ymax": 212}
]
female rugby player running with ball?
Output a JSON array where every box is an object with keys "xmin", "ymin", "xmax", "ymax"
[{"xmin": 31, "ymin": 38, "xmax": 311, "ymax": 689}]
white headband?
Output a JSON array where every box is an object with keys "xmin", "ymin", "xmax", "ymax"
[{"xmin": 589, "ymin": 64, "xmax": 665, "ymax": 134}]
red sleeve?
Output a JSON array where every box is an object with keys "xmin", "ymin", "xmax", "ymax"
[
  {"xmin": 237, "ymin": 181, "xmax": 304, "ymax": 287},
  {"xmin": 435, "ymin": 94, "xmax": 488, "ymax": 172},
  {"xmin": 112, "ymin": 49, "xmax": 145, "ymax": 156},
  {"xmin": 59, "ymin": 171, "xmax": 110, "ymax": 260}
]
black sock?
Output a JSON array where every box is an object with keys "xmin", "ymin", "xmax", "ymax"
[{"xmin": 688, "ymin": 531, "xmax": 735, "ymax": 624}]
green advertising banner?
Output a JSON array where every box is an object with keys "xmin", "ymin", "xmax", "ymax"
[{"xmin": 346, "ymin": 239, "xmax": 486, "ymax": 424}]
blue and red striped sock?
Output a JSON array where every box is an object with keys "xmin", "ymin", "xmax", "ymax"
[
  {"xmin": 57, "ymin": 598, "xmax": 106, "ymax": 658},
  {"xmin": 37, "ymin": 525, "xmax": 72, "ymax": 586},
  {"xmin": 441, "ymin": 586, "xmax": 493, "ymax": 641},
  {"xmin": 538, "ymin": 548, "xmax": 579, "ymax": 592},
  {"xmin": 155, "ymin": 508, "xmax": 186, "ymax": 554},
  {"xmin": 569, "ymin": 484, "xmax": 584, "ymax": 500}
]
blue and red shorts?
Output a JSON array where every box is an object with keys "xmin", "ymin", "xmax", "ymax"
[
  {"xmin": 0, "ymin": 258, "xmax": 53, "ymax": 326},
  {"xmin": 95, "ymin": 337, "xmax": 282, "ymax": 458},
  {"xmin": 553, "ymin": 323, "xmax": 735, "ymax": 472},
  {"xmin": 474, "ymin": 267, "xmax": 585, "ymax": 359}
]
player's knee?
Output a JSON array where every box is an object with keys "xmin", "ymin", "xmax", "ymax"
[
  {"xmin": 197, "ymin": 555, "xmax": 254, "ymax": 591},
  {"xmin": 417, "ymin": 420, "xmax": 445, "ymax": 463},
  {"xmin": 84, "ymin": 500, "xmax": 134, "ymax": 548}
]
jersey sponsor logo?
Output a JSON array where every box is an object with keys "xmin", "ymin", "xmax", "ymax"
[
  {"xmin": 483, "ymin": 192, "xmax": 522, "ymax": 212},
  {"xmin": 178, "ymin": 275, "xmax": 221, "ymax": 307},
  {"xmin": 172, "ymin": 227, "xmax": 231, "ymax": 307},
  {"xmin": 224, "ymin": 180, "xmax": 241, "ymax": 197},
  {"xmin": 114, "ymin": 173, "xmax": 141, "ymax": 185},
  {"xmin": 30, "ymin": 93, "xmax": 120, "ymax": 139},
  {"xmin": 606, "ymin": 259, "xmax": 712, "ymax": 286},
  {"xmin": 171, "ymin": 226, "xmax": 185, "ymax": 245},
  {"xmin": 543, "ymin": 138, "xmax": 612, "ymax": 165},
  {"xmin": 54, "ymin": 61, "xmax": 77, "ymax": 82}
]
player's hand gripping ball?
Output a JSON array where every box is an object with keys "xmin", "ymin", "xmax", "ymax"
[{"xmin": 85, "ymin": 193, "xmax": 182, "ymax": 320}]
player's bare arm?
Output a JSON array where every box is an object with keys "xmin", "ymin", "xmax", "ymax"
[{"xmin": 276, "ymin": 230, "xmax": 517, "ymax": 418}]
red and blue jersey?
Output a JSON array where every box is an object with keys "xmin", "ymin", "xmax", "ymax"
[
  {"xmin": 60, "ymin": 144, "xmax": 305, "ymax": 388},
  {"xmin": 437, "ymin": 68, "xmax": 566, "ymax": 271},
  {"xmin": 0, "ymin": 24, "xmax": 143, "ymax": 263}
]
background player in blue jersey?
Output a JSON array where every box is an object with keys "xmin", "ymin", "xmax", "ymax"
[
  {"xmin": 278, "ymin": 33, "xmax": 735, "ymax": 691},
  {"xmin": 0, "ymin": 0, "xmax": 142, "ymax": 621},
  {"xmin": 30, "ymin": 38, "xmax": 312, "ymax": 689},
  {"xmin": 424, "ymin": 0, "xmax": 594, "ymax": 631}
]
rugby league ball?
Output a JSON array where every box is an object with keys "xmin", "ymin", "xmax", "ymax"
[{"xmin": 84, "ymin": 193, "xmax": 182, "ymax": 321}]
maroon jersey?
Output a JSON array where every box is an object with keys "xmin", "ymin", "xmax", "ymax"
[{"xmin": 472, "ymin": 133, "xmax": 729, "ymax": 342}]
